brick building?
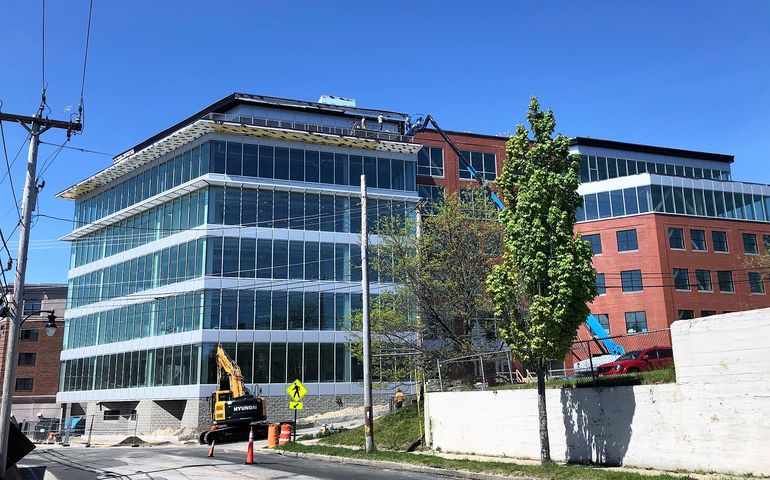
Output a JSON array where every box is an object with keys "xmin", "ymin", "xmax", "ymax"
[
  {"xmin": 412, "ymin": 132, "xmax": 770, "ymax": 337},
  {"xmin": 0, "ymin": 284, "xmax": 68, "ymax": 422}
]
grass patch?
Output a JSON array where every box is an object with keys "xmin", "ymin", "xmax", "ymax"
[
  {"xmin": 277, "ymin": 443, "xmax": 695, "ymax": 480},
  {"xmin": 494, "ymin": 366, "xmax": 675, "ymax": 390},
  {"xmin": 318, "ymin": 403, "xmax": 422, "ymax": 451}
]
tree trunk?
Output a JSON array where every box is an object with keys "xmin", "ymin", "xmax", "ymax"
[{"xmin": 536, "ymin": 365, "xmax": 551, "ymax": 464}]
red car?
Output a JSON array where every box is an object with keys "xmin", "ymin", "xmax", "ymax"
[{"xmin": 596, "ymin": 346, "xmax": 674, "ymax": 375}]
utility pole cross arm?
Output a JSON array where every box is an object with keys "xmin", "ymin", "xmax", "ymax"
[{"xmin": 0, "ymin": 112, "xmax": 82, "ymax": 133}]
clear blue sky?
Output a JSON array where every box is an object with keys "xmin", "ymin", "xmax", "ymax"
[{"xmin": 1, "ymin": 0, "xmax": 769, "ymax": 284}]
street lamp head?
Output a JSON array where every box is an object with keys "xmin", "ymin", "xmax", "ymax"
[{"xmin": 44, "ymin": 311, "xmax": 57, "ymax": 337}]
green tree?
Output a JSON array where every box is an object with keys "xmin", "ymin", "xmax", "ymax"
[
  {"xmin": 351, "ymin": 193, "xmax": 502, "ymax": 386},
  {"xmin": 487, "ymin": 97, "xmax": 597, "ymax": 464}
]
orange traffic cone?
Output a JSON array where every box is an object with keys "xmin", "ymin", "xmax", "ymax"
[
  {"xmin": 207, "ymin": 439, "xmax": 216, "ymax": 457},
  {"xmin": 244, "ymin": 427, "xmax": 255, "ymax": 465}
]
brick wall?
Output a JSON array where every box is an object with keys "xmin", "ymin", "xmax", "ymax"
[
  {"xmin": 576, "ymin": 214, "xmax": 770, "ymax": 335},
  {"xmin": 414, "ymin": 130, "xmax": 507, "ymax": 196},
  {"xmin": 0, "ymin": 285, "xmax": 67, "ymax": 422}
]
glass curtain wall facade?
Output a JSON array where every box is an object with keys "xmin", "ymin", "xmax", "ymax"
[
  {"xmin": 61, "ymin": 124, "xmax": 418, "ymax": 400},
  {"xmin": 577, "ymin": 177, "xmax": 770, "ymax": 224}
]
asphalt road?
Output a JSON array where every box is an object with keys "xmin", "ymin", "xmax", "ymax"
[{"xmin": 17, "ymin": 444, "xmax": 446, "ymax": 480}]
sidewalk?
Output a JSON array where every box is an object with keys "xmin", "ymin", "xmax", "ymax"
[{"xmin": 268, "ymin": 442, "xmax": 752, "ymax": 480}]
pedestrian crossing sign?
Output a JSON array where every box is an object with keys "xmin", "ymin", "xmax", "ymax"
[
  {"xmin": 289, "ymin": 401, "xmax": 303, "ymax": 410},
  {"xmin": 286, "ymin": 379, "xmax": 307, "ymax": 401}
]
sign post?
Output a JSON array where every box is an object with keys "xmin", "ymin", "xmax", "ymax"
[{"xmin": 286, "ymin": 379, "xmax": 307, "ymax": 442}]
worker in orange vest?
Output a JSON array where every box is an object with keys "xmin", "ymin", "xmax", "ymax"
[{"xmin": 394, "ymin": 388, "xmax": 405, "ymax": 409}]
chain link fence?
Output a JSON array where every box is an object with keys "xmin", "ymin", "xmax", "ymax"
[
  {"xmin": 436, "ymin": 349, "xmax": 517, "ymax": 391},
  {"xmin": 18, "ymin": 413, "xmax": 139, "ymax": 446},
  {"xmin": 558, "ymin": 328, "xmax": 673, "ymax": 379},
  {"xmin": 433, "ymin": 328, "xmax": 673, "ymax": 390}
]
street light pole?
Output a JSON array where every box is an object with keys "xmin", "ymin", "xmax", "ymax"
[{"xmin": 0, "ymin": 93, "xmax": 78, "ymax": 478}]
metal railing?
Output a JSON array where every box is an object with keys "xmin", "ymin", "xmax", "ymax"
[{"xmin": 204, "ymin": 112, "xmax": 415, "ymax": 144}]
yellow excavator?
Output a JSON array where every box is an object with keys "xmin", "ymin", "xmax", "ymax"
[{"xmin": 199, "ymin": 345, "xmax": 268, "ymax": 444}]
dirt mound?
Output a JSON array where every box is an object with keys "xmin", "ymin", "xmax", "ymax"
[
  {"xmin": 304, "ymin": 404, "xmax": 389, "ymax": 425},
  {"xmin": 115, "ymin": 436, "xmax": 147, "ymax": 446}
]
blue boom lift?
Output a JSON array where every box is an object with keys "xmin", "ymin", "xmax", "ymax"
[{"xmin": 405, "ymin": 115, "xmax": 623, "ymax": 356}]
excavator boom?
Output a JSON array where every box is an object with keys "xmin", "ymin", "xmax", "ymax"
[{"xmin": 216, "ymin": 345, "xmax": 245, "ymax": 398}]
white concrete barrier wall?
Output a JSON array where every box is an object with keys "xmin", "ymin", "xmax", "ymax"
[{"xmin": 427, "ymin": 308, "xmax": 770, "ymax": 476}]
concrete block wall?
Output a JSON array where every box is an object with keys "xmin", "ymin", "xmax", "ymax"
[
  {"xmin": 426, "ymin": 308, "xmax": 770, "ymax": 476},
  {"xmin": 264, "ymin": 394, "xmax": 393, "ymax": 423}
]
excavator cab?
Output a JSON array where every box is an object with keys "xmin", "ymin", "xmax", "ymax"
[{"xmin": 212, "ymin": 390, "xmax": 232, "ymax": 421}]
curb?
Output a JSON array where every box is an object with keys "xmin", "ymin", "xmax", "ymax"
[{"xmin": 260, "ymin": 449, "xmax": 539, "ymax": 480}]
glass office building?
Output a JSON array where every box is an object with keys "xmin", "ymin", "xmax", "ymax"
[{"xmin": 56, "ymin": 94, "xmax": 420, "ymax": 425}]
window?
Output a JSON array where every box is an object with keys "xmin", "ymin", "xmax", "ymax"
[
  {"xmin": 417, "ymin": 185, "xmax": 445, "ymax": 214},
  {"xmin": 749, "ymin": 272, "xmax": 765, "ymax": 294},
  {"xmin": 18, "ymin": 353, "xmax": 36, "ymax": 366},
  {"xmin": 459, "ymin": 150, "xmax": 496, "ymax": 181},
  {"xmin": 677, "ymin": 310, "xmax": 694, "ymax": 320},
  {"xmin": 743, "ymin": 233, "xmax": 758, "ymax": 254},
  {"xmin": 616, "ymin": 229, "xmax": 638, "ymax": 252},
  {"xmin": 690, "ymin": 229, "xmax": 706, "ymax": 251},
  {"xmin": 103, "ymin": 410, "xmax": 121, "ymax": 421},
  {"xmin": 596, "ymin": 313, "xmax": 610, "ymax": 334},
  {"xmin": 624, "ymin": 311, "xmax": 647, "ymax": 333},
  {"xmin": 764, "ymin": 235, "xmax": 770, "ymax": 252},
  {"xmin": 417, "ymin": 147, "xmax": 444, "ymax": 177},
  {"xmin": 584, "ymin": 234, "xmax": 602, "ymax": 255},
  {"xmin": 695, "ymin": 270, "xmax": 712, "ymax": 292},
  {"xmin": 717, "ymin": 271, "xmax": 734, "ymax": 293},
  {"xmin": 595, "ymin": 273, "xmax": 606, "ymax": 295},
  {"xmin": 673, "ymin": 268, "xmax": 690, "ymax": 291},
  {"xmin": 668, "ymin": 228, "xmax": 684, "ymax": 249},
  {"xmin": 22, "ymin": 300, "xmax": 42, "ymax": 315},
  {"xmin": 700, "ymin": 310, "xmax": 716, "ymax": 317},
  {"xmin": 20, "ymin": 329, "xmax": 38, "ymax": 342},
  {"xmin": 712, "ymin": 231, "xmax": 728, "ymax": 252},
  {"xmin": 621, "ymin": 270, "xmax": 643, "ymax": 292},
  {"xmin": 15, "ymin": 378, "xmax": 33, "ymax": 391}
]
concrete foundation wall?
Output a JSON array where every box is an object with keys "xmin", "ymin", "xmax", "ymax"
[
  {"xmin": 426, "ymin": 309, "xmax": 770, "ymax": 476},
  {"xmin": 81, "ymin": 393, "xmax": 395, "ymax": 435}
]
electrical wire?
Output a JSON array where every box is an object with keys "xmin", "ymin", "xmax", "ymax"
[
  {"xmin": 41, "ymin": 0, "xmax": 46, "ymax": 93},
  {"xmin": 60, "ymin": 240, "xmax": 770, "ymax": 303},
  {"xmin": 35, "ymin": 202, "xmax": 390, "ymax": 236},
  {"xmin": 76, "ymin": 0, "xmax": 94, "ymax": 128},
  {"xmin": 38, "ymin": 138, "xmax": 69, "ymax": 179},
  {"xmin": 39, "ymin": 141, "xmax": 113, "ymax": 156},
  {"xmin": 0, "ymin": 131, "xmax": 32, "ymax": 186},
  {"xmin": 0, "ymin": 119, "xmax": 22, "ymax": 220}
]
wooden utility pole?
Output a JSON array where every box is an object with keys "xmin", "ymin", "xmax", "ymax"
[
  {"xmin": 0, "ymin": 96, "xmax": 81, "ymax": 479},
  {"xmin": 360, "ymin": 174, "xmax": 374, "ymax": 453}
]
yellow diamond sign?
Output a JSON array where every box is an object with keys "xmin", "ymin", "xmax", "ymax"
[
  {"xmin": 289, "ymin": 401, "xmax": 303, "ymax": 410},
  {"xmin": 286, "ymin": 379, "xmax": 307, "ymax": 401}
]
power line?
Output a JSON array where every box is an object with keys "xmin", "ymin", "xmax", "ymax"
[
  {"xmin": 77, "ymin": 0, "xmax": 94, "ymax": 127},
  {"xmin": 41, "ymin": 0, "xmax": 46, "ymax": 92},
  {"xmin": 35, "ymin": 202, "xmax": 390, "ymax": 234},
  {"xmin": 39, "ymin": 141, "xmax": 112, "ymax": 156},
  {"xmin": 38, "ymin": 138, "xmax": 69, "ymax": 178},
  {"xmin": 0, "ymin": 131, "xmax": 31, "ymax": 186},
  {"xmin": 0, "ymin": 118, "xmax": 21, "ymax": 219}
]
